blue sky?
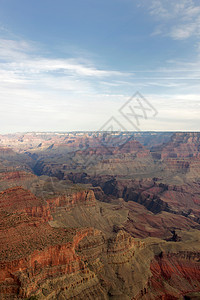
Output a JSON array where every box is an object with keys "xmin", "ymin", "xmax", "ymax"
[{"xmin": 0, "ymin": 0, "xmax": 200, "ymax": 132}]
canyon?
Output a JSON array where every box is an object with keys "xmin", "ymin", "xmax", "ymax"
[{"xmin": 0, "ymin": 132, "xmax": 200, "ymax": 299}]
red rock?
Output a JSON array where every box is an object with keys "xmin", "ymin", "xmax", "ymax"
[
  {"xmin": 0, "ymin": 187, "xmax": 51, "ymax": 222},
  {"xmin": 47, "ymin": 189, "xmax": 96, "ymax": 212},
  {"xmin": 148, "ymin": 252, "xmax": 200, "ymax": 299}
]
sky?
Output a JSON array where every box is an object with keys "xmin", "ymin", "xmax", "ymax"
[{"xmin": 0, "ymin": 0, "xmax": 200, "ymax": 133}]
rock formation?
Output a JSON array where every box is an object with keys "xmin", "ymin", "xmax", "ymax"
[{"xmin": 0, "ymin": 132, "xmax": 200, "ymax": 299}]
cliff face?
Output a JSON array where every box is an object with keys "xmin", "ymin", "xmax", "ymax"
[
  {"xmin": 0, "ymin": 187, "xmax": 52, "ymax": 222},
  {"xmin": 86, "ymin": 176, "xmax": 200, "ymax": 225},
  {"xmin": 0, "ymin": 184, "xmax": 200, "ymax": 299},
  {"xmin": 147, "ymin": 251, "xmax": 200, "ymax": 299},
  {"xmin": 0, "ymin": 148, "xmax": 16, "ymax": 156},
  {"xmin": 123, "ymin": 201, "xmax": 199, "ymax": 239},
  {"xmin": 150, "ymin": 133, "xmax": 200, "ymax": 180},
  {"xmin": 0, "ymin": 183, "xmax": 134, "ymax": 299},
  {"xmin": 152, "ymin": 132, "xmax": 200, "ymax": 159},
  {"xmin": 47, "ymin": 190, "xmax": 96, "ymax": 212},
  {"xmin": 32, "ymin": 139, "xmax": 154, "ymax": 179},
  {"xmin": 62, "ymin": 173, "xmax": 200, "ymax": 240},
  {"xmin": 76, "ymin": 230, "xmax": 200, "ymax": 300},
  {"xmin": 0, "ymin": 132, "xmax": 200, "ymax": 299},
  {"xmin": 0, "ymin": 185, "xmax": 107, "ymax": 299},
  {"xmin": 0, "ymin": 171, "xmax": 33, "ymax": 181},
  {"xmin": 0, "ymin": 228, "xmax": 104, "ymax": 299}
]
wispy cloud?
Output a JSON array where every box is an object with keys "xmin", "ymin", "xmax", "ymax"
[
  {"xmin": 0, "ymin": 38, "xmax": 127, "ymax": 78},
  {"xmin": 0, "ymin": 37, "xmax": 133, "ymax": 102},
  {"xmin": 150, "ymin": 0, "xmax": 200, "ymax": 19},
  {"xmin": 8, "ymin": 58, "xmax": 125, "ymax": 77},
  {"xmin": 147, "ymin": 0, "xmax": 200, "ymax": 40},
  {"xmin": 0, "ymin": 32, "xmax": 199, "ymax": 132},
  {"xmin": 0, "ymin": 38, "xmax": 36, "ymax": 60},
  {"xmin": 0, "ymin": 36, "xmax": 134, "ymax": 132}
]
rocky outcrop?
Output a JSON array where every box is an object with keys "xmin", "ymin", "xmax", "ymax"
[
  {"xmin": 0, "ymin": 187, "xmax": 51, "ymax": 222},
  {"xmin": 47, "ymin": 189, "xmax": 96, "ymax": 212},
  {"xmin": 0, "ymin": 132, "xmax": 200, "ymax": 299},
  {"xmin": 0, "ymin": 227, "xmax": 103, "ymax": 300},
  {"xmin": 123, "ymin": 201, "xmax": 199, "ymax": 239},
  {"xmin": 0, "ymin": 184, "xmax": 135, "ymax": 299},
  {"xmin": 106, "ymin": 230, "xmax": 144, "ymax": 264},
  {"xmin": 0, "ymin": 183, "xmax": 200, "ymax": 299},
  {"xmin": 147, "ymin": 251, "xmax": 200, "ymax": 299},
  {"xmin": 0, "ymin": 171, "xmax": 34, "ymax": 182},
  {"xmin": 0, "ymin": 171, "xmax": 37, "ymax": 193},
  {"xmin": 86, "ymin": 177, "xmax": 200, "ymax": 224},
  {"xmin": 151, "ymin": 132, "xmax": 200, "ymax": 159},
  {"xmin": 0, "ymin": 185, "xmax": 106, "ymax": 299},
  {"xmin": 0, "ymin": 148, "xmax": 15, "ymax": 156}
]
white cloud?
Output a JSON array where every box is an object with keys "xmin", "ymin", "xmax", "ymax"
[
  {"xmin": 0, "ymin": 37, "xmax": 133, "ymax": 133},
  {"xmin": 0, "ymin": 38, "xmax": 127, "ymax": 79},
  {"xmin": 170, "ymin": 24, "xmax": 196, "ymax": 40},
  {"xmin": 0, "ymin": 34, "xmax": 200, "ymax": 132},
  {"xmin": 8, "ymin": 58, "xmax": 125, "ymax": 77},
  {"xmin": 147, "ymin": 0, "xmax": 200, "ymax": 40},
  {"xmin": 149, "ymin": 0, "xmax": 199, "ymax": 20},
  {"xmin": 0, "ymin": 38, "xmax": 36, "ymax": 60}
]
